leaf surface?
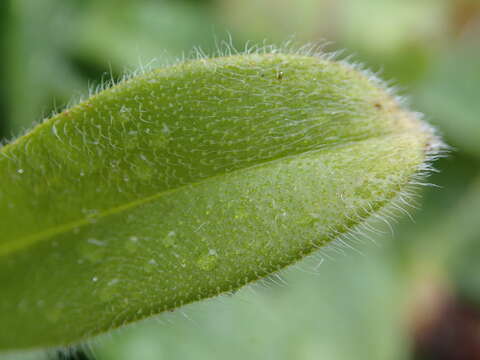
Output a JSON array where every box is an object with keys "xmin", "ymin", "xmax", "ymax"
[{"xmin": 0, "ymin": 53, "xmax": 439, "ymax": 349}]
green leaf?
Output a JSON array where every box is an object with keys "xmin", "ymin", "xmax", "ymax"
[{"xmin": 0, "ymin": 52, "xmax": 440, "ymax": 350}]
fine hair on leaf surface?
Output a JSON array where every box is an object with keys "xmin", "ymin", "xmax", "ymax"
[{"xmin": 0, "ymin": 41, "xmax": 444, "ymax": 351}]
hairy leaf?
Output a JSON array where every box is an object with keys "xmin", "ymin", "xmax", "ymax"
[{"xmin": 0, "ymin": 52, "xmax": 441, "ymax": 350}]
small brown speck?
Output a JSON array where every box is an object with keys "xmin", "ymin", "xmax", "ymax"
[
  {"xmin": 424, "ymin": 140, "xmax": 436, "ymax": 153},
  {"xmin": 374, "ymin": 103, "xmax": 382, "ymax": 110}
]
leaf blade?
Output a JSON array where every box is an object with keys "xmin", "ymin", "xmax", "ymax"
[{"xmin": 0, "ymin": 53, "xmax": 439, "ymax": 349}]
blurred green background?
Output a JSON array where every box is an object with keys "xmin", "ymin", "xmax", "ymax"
[{"xmin": 1, "ymin": 0, "xmax": 480, "ymax": 359}]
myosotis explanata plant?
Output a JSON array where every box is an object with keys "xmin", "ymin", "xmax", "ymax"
[{"xmin": 0, "ymin": 44, "xmax": 443, "ymax": 351}]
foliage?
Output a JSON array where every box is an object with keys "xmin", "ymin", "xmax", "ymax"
[
  {"xmin": 1, "ymin": 0, "xmax": 479, "ymax": 359},
  {"xmin": 0, "ymin": 50, "xmax": 439, "ymax": 350}
]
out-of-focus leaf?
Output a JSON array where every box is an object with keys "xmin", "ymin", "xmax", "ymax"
[
  {"xmin": 5, "ymin": 0, "xmax": 87, "ymax": 133},
  {"xmin": 340, "ymin": 0, "xmax": 449, "ymax": 56},
  {"xmin": 416, "ymin": 40, "xmax": 480, "ymax": 157},
  {"xmin": 445, "ymin": 179, "xmax": 480, "ymax": 304},
  {"xmin": 71, "ymin": 1, "xmax": 230, "ymax": 69}
]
